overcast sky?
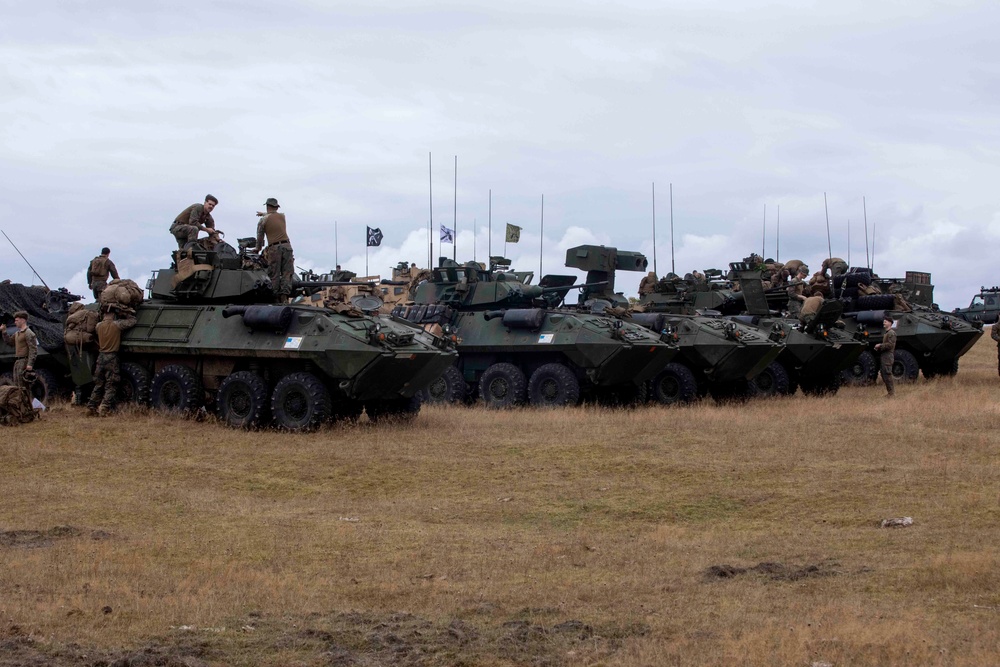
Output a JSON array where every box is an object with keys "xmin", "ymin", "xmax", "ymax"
[{"xmin": 2, "ymin": 0, "xmax": 997, "ymax": 308}]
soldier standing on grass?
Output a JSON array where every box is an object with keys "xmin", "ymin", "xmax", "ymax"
[
  {"xmin": 991, "ymin": 323, "xmax": 1000, "ymax": 376},
  {"xmin": 86, "ymin": 247, "xmax": 120, "ymax": 301},
  {"xmin": 256, "ymin": 197, "xmax": 294, "ymax": 303},
  {"xmin": 1, "ymin": 311, "xmax": 37, "ymax": 388},
  {"xmin": 874, "ymin": 314, "xmax": 896, "ymax": 398},
  {"xmin": 87, "ymin": 306, "xmax": 137, "ymax": 416}
]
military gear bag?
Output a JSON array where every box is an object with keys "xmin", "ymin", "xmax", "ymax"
[
  {"xmin": 0, "ymin": 385, "xmax": 34, "ymax": 425},
  {"xmin": 99, "ymin": 279, "xmax": 144, "ymax": 310}
]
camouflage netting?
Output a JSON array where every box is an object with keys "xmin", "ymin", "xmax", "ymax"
[{"xmin": 0, "ymin": 283, "xmax": 65, "ymax": 351}]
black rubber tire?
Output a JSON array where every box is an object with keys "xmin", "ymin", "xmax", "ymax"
[
  {"xmin": 365, "ymin": 395, "xmax": 422, "ymax": 423},
  {"xmin": 527, "ymin": 363, "xmax": 581, "ymax": 407},
  {"xmin": 923, "ymin": 357, "xmax": 959, "ymax": 380},
  {"xmin": 30, "ymin": 367, "xmax": 62, "ymax": 403},
  {"xmin": 857, "ymin": 294, "xmax": 895, "ymax": 310},
  {"xmin": 800, "ymin": 373, "xmax": 841, "ymax": 396},
  {"xmin": 217, "ymin": 371, "xmax": 269, "ymax": 428},
  {"xmin": 419, "ymin": 365, "xmax": 467, "ymax": 404},
  {"xmin": 750, "ymin": 361, "xmax": 791, "ymax": 397},
  {"xmin": 844, "ymin": 272, "xmax": 871, "ymax": 288},
  {"xmin": 650, "ymin": 362, "xmax": 699, "ymax": 405},
  {"xmin": 478, "ymin": 362, "xmax": 527, "ymax": 409},
  {"xmin": 841, "ymin": 350, "xmax": 878, "ymax": 386},
  {"xmin": 150, "ymin": 364, "xmax": 204, "ymax": 413},
  {"xmin": 118, "ymin": 362, "xmax": 152, "ymax": 406},
  {"xmin": 271, "ymin": 372, "xmax": 331, "ymax": 431},
  {"xmin": 891, "ymin": 349, "xmax": 920, "ymax": 383}
]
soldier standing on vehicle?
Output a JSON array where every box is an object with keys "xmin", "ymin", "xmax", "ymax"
[
  {"xmin": 821, "ymin": 257, "xmax": 848, "ymax": 278},
  {"xmin": 87, "ymin": 306, "xmax": 137, "ymax": 416},
  {"xmin": 170, "ymin": 195, "xmax": 223, "ymax": 249},
  {"xmin": 991, "ymin": 323, "xmax": 1000, "ymax": 376},
  {"xmin": 638, "ymin": 271, "xmax": 657, "ymax": 295},
  {"xmin": 256, "ymin": 197, "xmax": 294, "ymax": 302},
  {"xmin": 86, "ymin": 247, "xmax": 120, "ymax": 301},
  {"xmin": 1, "ymin": 311, "xmax": 37, "ymax": 389},
  {"xmin": 874, "ymin": 314, "xmax": 896, "ymax": 397},
  {"xmin": 786, "ymin": 266, "xmax": 810, "ymax": 316}
]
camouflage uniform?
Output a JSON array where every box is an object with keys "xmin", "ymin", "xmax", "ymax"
[
  {"xmin": 878, "ymin": 326, "xmax": 897, "ymax": 397},
  {"xmin": 256, "ymin": 201, "xmax": 294, "ymax": 300},
  {"xmin": 808, "ymin": 272, "xmax": 831, "ymax": 297},
  {"xmin": 799, "ymin": 294, "xmax": 824, "ymax": 328},
  {"xmin": 2, "ymin": 326, "xmax": 37, "ymax": 388},
  {"xmin": 87, "ymin": 314, "xmax": 137, "ymax": 415},
  {"xmin": 638, "ymin": 272, "xmax": 657, "ymax": 296},
  {"xmin": 786, "ymin": 278, "xmax": 807, "ymax": 316},
  {"xmin": 991, "ymin": 324, "xmax": 1000, "ymax": 376},
  {"xmin": 86, "ymin": 254, "xmax": 120, "ymax": 301},
  {"xmin": 170, "ymin": 203, "xmax": 216, "ymax": 249}
]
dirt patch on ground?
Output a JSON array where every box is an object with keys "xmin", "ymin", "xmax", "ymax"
[
  {"xmin": 1, "ymin": 610, "xmax": 645, "ymax": 666},
  {"xmin": 0, "ymin": 526, "xmax": 112, "ymax": 549},
  {"xmin": 704, "ymin": 560, "xmax": 841, "ymax": 582},
  {"xmin": 0, "ymin": 625, "xmax": 212, "ymax": 667}
]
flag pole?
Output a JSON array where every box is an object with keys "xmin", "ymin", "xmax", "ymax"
[
  {"xmin": 863, "ymin": 196, "xmax": 871, "ymax": 269},
  {"xmin": 776, "ymin": 205, "xmax": 780, "ymax": 262},
  {"xmin": 488, "ymin": 189, "xmax": 492, "ymax": 261},
  {"xmin": 473, "ymin": 218, "xmax": 477, "ymax": 262},
  {"xmin": 762, "ymin": 203, "xmax": 766, "ymax": 260},
  {"xmin": 334, "ymin": 220, "xmax": 338, "ymax": 267},
  {"xmin": 824, "ymin": 191, "xmax": 832, "ymax": 261},
  {"xmin": 365, "ymin": 241, "xmax": 369, "ymax": 276},
  {"xmin": 669, "ymin": 183, "xmax": 675, "ymax": 276},
  {"xmin": 504, "ymin": 222, "xmax": 507, "ymax": 259}
]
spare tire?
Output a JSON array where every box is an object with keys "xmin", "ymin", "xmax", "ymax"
[{"xmin": 857, "ymin": 294, "xmax": 895, "ymax": 311}]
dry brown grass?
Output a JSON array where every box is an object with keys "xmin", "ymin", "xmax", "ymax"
[{"xmin": 3, "ymin": 337, "xmax": 1000, "ymax": 666}]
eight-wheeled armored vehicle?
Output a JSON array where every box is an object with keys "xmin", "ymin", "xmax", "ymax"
[
  {"xmin": 394, "ymin": 256, "xmax": 678, "ymax": 408},
  {"xmin": 69, "ymin": 242, "xmax": 458, "ymax": 429},
  {"xmin": 563, "ymin": 246, "xmax": 785, "ymax": 404}
]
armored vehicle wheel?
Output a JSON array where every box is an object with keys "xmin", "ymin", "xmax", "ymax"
[
  {"xmin": 117, "ymin": 362, "xmax": 151, "ymax": 406},
  {"xmin": 151, "ymin": 364, "xmax": 204, "ymax": 413},
  {"xmin": 365, "ymin": 395, "xmax": 422, "ymax": 423},
  {"xmin": 527, "ymin": 363, "xmax": 581, "ymax": 407},
  {"xmin": 479, "ymin": 363, "xmax": 527, "ymax": 409},
  {"xmin": 800, "ymin": 373, "xmax": 841, "ymax": 396},
  {"xmin": 29, "ymin": 368, "xmax": 62, "ymax": 403},
  {"xmin": 217, "ymin": 371, "xmax": 269, "ymax": 428},
  {"xmin": 841, "ymin": 350, "xmax": 877, "ymax": 386},
  {"xmin": 650, "ymin": 362, "xmax": 698, "ymax": 405},
  {"xmin": 420, "ymin": 365, "xmax": 467, "ymax": 404},
  {"xmin": 891, "ymin": 349, "xmax": 920, "ymax": 383},
  {"xmin": 271, "ymin": 372, "xmax": 331, "ymax": 431},
  {"xmin": 749, "ymin": 361, "xmax": 791, "ymax": 398},
  {"xmin": 922, "ymin": 358, "xmax": 959, "ymax": 380}
]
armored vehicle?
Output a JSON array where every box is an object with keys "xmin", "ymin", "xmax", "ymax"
[
  {"xmin": 564, "ymin": 246, "xmax": 784, "ymax": 404},
  {"xmin": 393, "ymin": 256, "xmax": 677, "ymax": 408},
  {"xmin": 70, "ymin": 242, "xmax": 457, "ymax": 429},
  {"xmin": 0, "ymin": 284, "xmax": 82, "ymax": 403},
  {"xmin": 952, "ymin": 286, "xmax": 1000, "ymax": 325},
  {"xmin": 826, "ymin": 268, "xmax": 983, "ymax": 384}
]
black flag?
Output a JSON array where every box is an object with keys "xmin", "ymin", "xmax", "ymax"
[{"xmin": 366, "ymin": 226, "xmax": 383, "ymax": 247}]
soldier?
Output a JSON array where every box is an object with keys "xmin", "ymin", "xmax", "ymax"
[
  {"xmin": 821, "ymin": 257, "xmax": 848, "ymax": 278},
  {"xmin": 691, "ymin": 270, "xmax": 706, "ymax": 284},
  {"xmin": 991, "ymin": 323, "xmax": 1000, "ymax": 376},
  {"xmin": 87, "ymin": 306, "xmax": 138, "ymax": 416},
  {"xmin": 255, "ymin": 197, "xmax": 294, "ymax": 302},
  {"xmin": 86, "ymin": 247, "xmax": 120, "ymax": 301},
  {"xmin": 638, "ymin": 271, "xmax": 657, "ymax": 295},
  {"xmin": 170, "ymin": 194, "xmax": 223, "ymax": 249},
  {"xmin": 786, "ymin": 266, "xmax": 809, "ymax": 316},
  {"xmin": 1, "ymin": 311, "xmax": 37, "ymax": 389},
  {"xmin": 799, "ymin": 288, "xmax": 824, "ymax": 329},
  {"xmin": 874, "ymin": 314, "xmax": 896, "ymax": 397},
  {"xmin": 783, "ymin": 259, "xmax": 806, "ymax": 276}
]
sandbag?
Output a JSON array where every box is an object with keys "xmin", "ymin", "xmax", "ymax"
[{"xmin": 99, "ymin": 279, "xmax": 144, "ymax": 309}]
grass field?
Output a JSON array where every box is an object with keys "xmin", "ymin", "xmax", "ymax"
[{"xmin": 3, "ymin": 335, "xmax": 1000, "ymax": 666}]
